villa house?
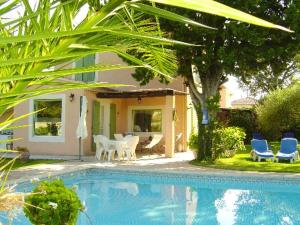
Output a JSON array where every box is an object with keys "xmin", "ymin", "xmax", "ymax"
[{"xmin": 13, "ymin": 53, "xmax": 231, "ymax": 159}]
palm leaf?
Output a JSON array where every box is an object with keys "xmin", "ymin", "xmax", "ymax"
[
  {"xmin": 127, "ymin": 2, "xmax": 215, "ymax": 29},
  {"xmin": 0, "ymin": 64, "xmax": 142, "ymax": 82},
  {"xmin": 149, "ymin": 0, "xmax": 292, "ymax": 32}
]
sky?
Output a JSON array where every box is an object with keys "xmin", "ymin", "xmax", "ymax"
[{"xmin": 224, "ymin": 76, "xmax": 248, "ymax": 101}]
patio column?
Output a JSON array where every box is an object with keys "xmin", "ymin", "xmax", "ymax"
[{"xmin": 165, "ymin": 95, "xmax": 175, "ymax": 157}]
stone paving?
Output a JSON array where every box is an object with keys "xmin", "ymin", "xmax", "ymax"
[{"xmin": 7, "ymin": 151, "xmax": 300, "ymax": 184}]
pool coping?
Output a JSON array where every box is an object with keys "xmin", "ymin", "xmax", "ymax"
[{"xmin": 7, "ymin": 162, "xmax": 300, "ymax": 186}]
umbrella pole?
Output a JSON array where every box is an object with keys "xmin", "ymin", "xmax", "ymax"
[{"xmin": 79, "ymin": 137, "xmax": 82, "ymax": 160}]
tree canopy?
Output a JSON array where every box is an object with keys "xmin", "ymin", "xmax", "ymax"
[
  {"xmin": 134, "ymin": 0, "xmax": 300, "ymax": 91},
  {"xmin": 256, "ymin": 82, "xmax": 300, "ymax": 139},
  {"xmin": 238, "ymin": 63, "xmax": 298, "ymax": 97}
]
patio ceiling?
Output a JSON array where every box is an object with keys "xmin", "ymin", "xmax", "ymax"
[{"xmin": 96, "ymin": 88, "xmax": 187, "ymax": 98}]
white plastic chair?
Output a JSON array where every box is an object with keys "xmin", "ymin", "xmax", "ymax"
[
  {"xmin": 114, "ymin": 134, "xmax": 124, "ymax": 141},
  {"xmin": 124, "ymin": 136, "xmax": 139, "ymax": 160},
  {"xmin": 114, "ymin": 140, "xmax": 127, "ymax": 161},
  {"xmin": 144, "ymin": 134, "xmax": 163, "ymax": 154},
  {"xmin": 93, "ymin": 135, "xmax": 105, "ymax": 160},
  {"xmin": 93, "ymin": 135, "xmax": 114, "ymax": 160}
]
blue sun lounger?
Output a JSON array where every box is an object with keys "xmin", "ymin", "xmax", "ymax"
[
  {"xmin": 251, "ymin": 139, "xmax": 274, "ymax": 162},
  {"xmin": 276, "ymin": 138, "xmax": 299, "ymax": 163}
]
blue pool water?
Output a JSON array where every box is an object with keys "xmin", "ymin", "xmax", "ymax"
[{"xmin": 3, "ymin": 169, "xmax": 300, "ymax": 225}]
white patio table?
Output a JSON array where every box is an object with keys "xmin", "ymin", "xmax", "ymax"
[{"xmin": 106, "ymin": 140, "xmax": 127, "ymax": 161}]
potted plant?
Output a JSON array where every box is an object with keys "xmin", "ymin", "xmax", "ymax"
[
  {"xmin": 24, "ymin": 179, "xmax": 84, "ymax": 225},
  {"xmin": 16, "ymin": 147, "xmax": 30, "ymax": 163}
]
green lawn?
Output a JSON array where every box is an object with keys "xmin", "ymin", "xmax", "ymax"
[
  {"xmin": 1, "ymin": 159, "xmax": 64, "ymax": 170},
  {"xmin": 191, "ymin": 142, "xmax": 300, "ymax": 173}
]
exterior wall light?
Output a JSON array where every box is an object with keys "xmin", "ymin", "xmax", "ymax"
[
  {"xmin": 69, "ymin": 93, "xmax": 75, "ymax": 102},
  {"xmin": 137, "ymin": 96, "xmax": 142, "ymax": 104}
]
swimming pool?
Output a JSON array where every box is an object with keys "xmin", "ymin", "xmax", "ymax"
[{"xmin": 5, "ymin": 169, "xmax": 300, "ymax": 225}]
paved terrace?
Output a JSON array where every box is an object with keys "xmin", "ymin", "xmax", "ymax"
[{"xmin": 7, "ymin": 151, "xmax": 300, "ymax": 184}]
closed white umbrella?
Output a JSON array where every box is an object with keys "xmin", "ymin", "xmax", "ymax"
[{"xmin": 76, "ymin": 96, "xmax": 88, "ymax": 160}]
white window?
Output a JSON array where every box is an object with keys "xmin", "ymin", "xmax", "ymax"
[
  {"xmin": 29, "ymin": 94, "xmax": 65, "ymax": 142},
  {"xmin": 132, "ymin": 109, "xmax": 162, "ymax": 132}
]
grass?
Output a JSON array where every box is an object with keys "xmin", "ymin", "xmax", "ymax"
[
  {"xmin": 191, "ymin": 142, "xmax": 300, "ymax": 173},
  {"xmin": 1, "ymin": 159, "xmax": 64, "ymax": 170}
]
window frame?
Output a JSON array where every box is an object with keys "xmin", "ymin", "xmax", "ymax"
[
  {"xmin": 29, "ymin": 94, "xmax": 66, "ymax": 143},
  {"xmin": 128, "ymin": 105, "xmax": 165, "ymax": 135}
]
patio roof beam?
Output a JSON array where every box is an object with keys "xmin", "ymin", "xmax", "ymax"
[{"xmin": 96, "ymin": 89, "xmax": 186, "ymax": 98}]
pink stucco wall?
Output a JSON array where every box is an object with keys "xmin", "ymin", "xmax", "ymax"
[
  {"xmin": 14, "ymin": 89, "xmax": 84, "ymax": 157},
  {"xmin": 97, "ymin": 52, "xmax": 186, "ymax": 92}
]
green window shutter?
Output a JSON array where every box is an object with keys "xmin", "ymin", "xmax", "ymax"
[
  {"xmin": 75, "ymin": 58, "xmax": 84, "ymax": 81},
  {"xmin": 109, "ymin": 103, "xmax": 116, "ymax": 139},
  {"xmin": 82, "ymin": 54, "xmax": 95, "ymax": 82},
  {"xmin": 92, "ymin": 100, "xmax": 101, "ymax": 152}
]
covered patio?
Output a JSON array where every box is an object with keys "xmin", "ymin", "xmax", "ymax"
[{"xmin": 86, "ymin": 88, "xmax": 188, "ymax": 158}]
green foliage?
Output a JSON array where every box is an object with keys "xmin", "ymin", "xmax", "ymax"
[
  {"xmin": 24, "ymin": 179, "xmax": 84, "ymax": 225},
  {"xmin": 198, "ymin": 94, "xmax": 221, "ymax": 160},
  {"xmin": 295, "ymin": 54, "xmax": 300, "ymax": 69},
  {"xmin": 212, "ymin": 127, "xmax": 246, "ymax": 159},
  {"xmin": 189, "ymin": 126, "xmax": 246, "ymax": 160},
  {"xmin": 224, "ymin": 109, "xmax": 258, "ymax": 143},
  {"xmin": 34, "ymin": 126, "xmax": 51, "ymax": 136},
  {"xmin": 0, "ymin": 0, "xmax": 285, "ymax": 119},
  {"xmin": 136, "ymin": 0, "xmax": 299, "ymax": 85},
  {"xmin": 238, "ymin": 64, "xmax": 298, "ymax": 97},
  {"xmin": 188, "ymin": 132, "xmax": 198, "ymax": 150},
  {"xmin": 256, "ymin": 82, "xmax": 300, "ymax": 140}
]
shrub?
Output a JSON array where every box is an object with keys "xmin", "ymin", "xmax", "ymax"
[
  {"xmin": 212, "ymin": 127, "xmax": 246, "ymax": 159},
  {"xmin": 188, "ymin": 132, "xmax": 198, "ymax": 150},
  {"xmin": 256, "ymin": 82, "xmax": 300, "ymax": 140},
  {"xmin": 24, "ymin": 179, "xmax": 84, "ymax": 225},
  {"xmin": 226, "ymin": 109, "xmax": 257, "ymax": 143},
  {"xmin": 218, "ymin": 109, "xmax": 258, "ymax": 143},
  {"xmin": 188, "ymin": 127, "xmax": 246, "ymax": 159}
]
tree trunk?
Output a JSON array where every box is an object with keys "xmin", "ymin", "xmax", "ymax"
[{"xmin": 186, "ymin": 68, "xmax": 221, "ymax": 161}]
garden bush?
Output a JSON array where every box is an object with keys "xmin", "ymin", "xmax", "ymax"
[
  {"xmin": 256, "ymin": 82, "xmax": 300, "ymax": 140},
  {"xmin": 188, "ymin": 131, "xmax": 198, "ymax": 151},
  {"xmin": 24, "ymin": 179, "xmax": 84, "ymax": 225},
  {"xmin": 212, "ymin": 127, "xmax": 246, "ymax": 159},
  {"xmin": 218, "ymin": 109, "xmax": 258, "ymax": 143},
  {"xmin": 226, "ymin": 109, "xmax": 257, "ymax": 143},
  {"xmin": 189, "ymin": 126, "xmax": 246, "ymax": 160}
]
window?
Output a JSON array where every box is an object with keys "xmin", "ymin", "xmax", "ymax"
[
  {"xmin": 132, "ymin": 109, "xmax": 162, "ymax": 132},
  {"xmin": 33, "ymin": 99, "xmax": 62, "ymax": 137},
  {"xmin": 75, "ymin": 54, "xmax": 95, "ymax": 82}
]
